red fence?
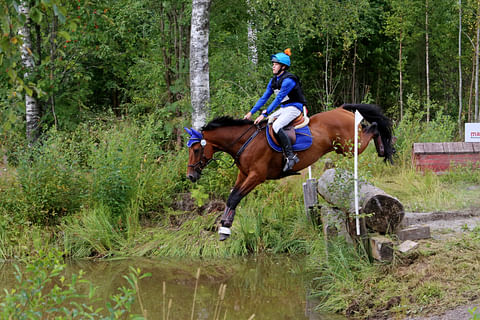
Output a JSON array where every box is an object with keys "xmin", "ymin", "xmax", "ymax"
[{"xmin": 412, "ymin": 142, "xmax": 480, "ymax": 172}]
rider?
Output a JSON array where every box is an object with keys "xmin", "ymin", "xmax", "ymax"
[{"xmin": 244, "ymin": 48, "xmax": 307, "ymax": 172}]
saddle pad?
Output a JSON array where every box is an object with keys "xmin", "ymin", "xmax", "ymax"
[{"xmin": 266, "ymin": 125, "xmax": 313, "ymax": 152}]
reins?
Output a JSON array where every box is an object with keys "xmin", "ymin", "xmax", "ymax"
[
  {"xmin": 233, "ymin": 124, "xmax": 263, "ymax": 164},
  {"xmin": 208, "ymin": 123, "xmax": 264, "ymax": 169}
]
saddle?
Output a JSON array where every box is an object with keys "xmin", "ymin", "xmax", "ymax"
[
  {"xmin": 266, "ymin": 112, "xmax": 313, "ymax": 152},
  {"xmin": 267, "ymin": 113, "xmax": 310, "ymax": 145}
]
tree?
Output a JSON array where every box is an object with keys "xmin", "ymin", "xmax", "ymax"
[
  {"xmin": 190, "ymin": 0, "xmax": 211, "ymax": 130},
  {"xmin": 384, "ymin": 0, "xmax": 419, "ymax": 120},
  {"xmin": 459, "ymin": 0, "xmax": 463, "ymax": 134},
  {"xmin": 18, "ymin": 0, "xmax": 40, "ymax": 144},
  {"xmin": 425, "ymin": 0, "xmax": 430, "ymax": 122}
]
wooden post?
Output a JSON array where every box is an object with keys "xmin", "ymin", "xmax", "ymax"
[{"xmin": 302, "ymin": 178, "xmax": 318, "ymax": 222}]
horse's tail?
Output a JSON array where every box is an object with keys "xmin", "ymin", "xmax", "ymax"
[{"xmin": 341, "ymin": 104, "xmax": 395, "ymax": 164}]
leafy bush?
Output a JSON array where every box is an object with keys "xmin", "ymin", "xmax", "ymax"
[
  {"xmin": 393, "ymin": 97, "xmax": 457, "ymax": 166},
  {"xmin": 0, "ymin": 248, "xmax": 149, "ymax": 319},
  {"xmin": 14, "ymin": 132, "xmax": 88, "ymax": 225}
]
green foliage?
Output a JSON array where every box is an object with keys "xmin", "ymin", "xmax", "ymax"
[
  {"xmin": 470, "ymin": 308, "xmax": 480, "ymax": 320},
  {"xmin": 308, "ymin": 237, "xmax": 373, "ymax": 313},
  {"xmin": 14, "ymin": 132, "xmax": 88, "ymax": 225},
  {"xmin": 63, "ymin": 206, "xmax": 127, "ymax": 258},
  {"xmin": 393, "ymin": 96, "xmax": 457, "ymax": 165},
  {"xmin": 0, "ymin": 248, "xmax": 148, "ymax": 319}
]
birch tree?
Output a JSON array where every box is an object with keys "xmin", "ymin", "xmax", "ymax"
[
  {"xmin": 459, "ymin": 0, "xmax": 463, "ymax": 133},
  {"xmin": 18, "ymin": 0, "xmax": 41, "ymax": 144},
  {"xmin": 475, "ymin": 1, "xmax": 480, "ymax": 121},
  {"xmin": 425, "ymin": 0, "xmax": 431, "ymax": 123},
  {"xmin": 190, "ymin": 0, "xmax": 211, "ymax": 130},
  {"xmin": 384, "ymin": 0, "xmax": 417, "ymax": 120}
]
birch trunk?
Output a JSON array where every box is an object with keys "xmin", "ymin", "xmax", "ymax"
[
  {"xmin": 425, "ymin": 0, "xmax": 431, "ymax": 123},
  {"xmin": 189, "ymin": 0, "xmax": 211, "ymax": 130},
  {"xmin": 18, "ymin": 1, "xmax": 41, "ymax": 145},
  {"xmin": 399, "ymin": 34, "xmax": 404, "ymax": 121},
  {"xmin": 352, "ymin": 40, "xmax": 357, "ymax": 103},
  {"xmin": 325, "ymin": 34, "xmax": 330, "ymax": 109},
  {"xmin": 50, "ymin": 15, "xmax": 58, "ymax": 128},
  {"xmin": 247, "ymin": 0, "xmax": 257, "ymax": 66},
  {"xmin": 475, "ymin": 2, "xmax": 480, "ymax": 122},
  {"xmin": 458, "ymin": 0, "xmax": 463, "ymax": 134}
]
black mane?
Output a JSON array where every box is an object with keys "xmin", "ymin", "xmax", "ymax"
[{"xmin": 202, "ymin": 116, "xmax": 253, "ymax": 131}]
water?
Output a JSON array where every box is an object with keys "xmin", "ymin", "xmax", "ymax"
[{"xmin": 0, "ymin": 255, "xmax": 345, "ymax": 320}]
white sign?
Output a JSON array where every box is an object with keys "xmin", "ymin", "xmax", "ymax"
[{"xmin": 465, "ymin": 123, "xmax": 480, "ymax": 142}]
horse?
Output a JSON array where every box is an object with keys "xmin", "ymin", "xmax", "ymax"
[{"xmin": 184, "ymin": 104, "xmax": 395, "ymax": 241}]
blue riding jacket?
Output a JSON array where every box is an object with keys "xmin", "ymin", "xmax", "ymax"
[{"xmin": 249, "ymin": 73, "xmax": 305, "ymax": 116}]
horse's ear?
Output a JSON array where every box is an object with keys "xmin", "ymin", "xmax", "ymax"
[
  {"xmin": 190, "ymin": 128, "xmax": 203, "ymax": 139},
  {"xmin": 184, "ymin": 127, "xmax": 193, "ymax": 136}
]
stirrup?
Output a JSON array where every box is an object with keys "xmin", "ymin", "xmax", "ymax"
[{"xmin": 283, "ymin": 154, "xmax": 299, "ymax": 172}]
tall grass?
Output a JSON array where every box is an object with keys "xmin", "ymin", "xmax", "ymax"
[{"xmin": 1, "ymin": 101, "xmax": 479, "ymax": 259}]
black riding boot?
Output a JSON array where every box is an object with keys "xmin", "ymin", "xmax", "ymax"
[{"xmin": 276, "ymin": 128, "xmax": 299, "ymax": 172}]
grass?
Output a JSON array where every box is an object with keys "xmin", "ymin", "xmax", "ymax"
[
  {"xmin": 308, "ymin": 230, "xmax": 480, "ymax": 319},
  {"xmin": 1, "ymin": 113, "xmax": 480, "ymax": 318}
]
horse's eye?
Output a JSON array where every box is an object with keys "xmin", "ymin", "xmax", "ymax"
[{"xmin": 193, "ymin": 148, "xmax": 200, "ymax": 154}]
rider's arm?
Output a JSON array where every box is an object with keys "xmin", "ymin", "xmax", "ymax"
[
  {"xmin": 249, "ymin": 79, "xmax": 273, "ymax": 115},
  {"xmin": 264, "ymin": 77, "xmax": 296, "ymax": 115}
]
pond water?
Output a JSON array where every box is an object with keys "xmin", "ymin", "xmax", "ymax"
[{"xmin": 0, "ymin": 255, "xmax": 346, "ymax": 320}]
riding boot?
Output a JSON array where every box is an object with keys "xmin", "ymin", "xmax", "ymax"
[{"xmin": 276, "ymin": 128, "xmax": 299, "ymax": 172}]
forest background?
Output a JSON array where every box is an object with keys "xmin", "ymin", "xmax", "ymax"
[
  {"xmin": 0, "ymin": 0, "xmax": 479, "ymax": 255},
  {"xmin": 1, "ymin": 0, "xmax": 480, "ymax": 318}
]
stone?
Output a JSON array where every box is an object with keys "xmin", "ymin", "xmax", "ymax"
[
  {"xmin": 396, "ymin": 225, "xmax": 431, "ymax": 241},
  {"xmin": 398, "ymin": 240, "xmax": 418, "ymax": 253}
]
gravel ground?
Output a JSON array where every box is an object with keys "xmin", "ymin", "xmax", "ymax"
[
  {"xmin": 396, "ymin": 208, "xmax": 480, "ymax": 320},
  {"xmin": 403, "ymin": 304, "xmax": 479, "ymax": 320}
]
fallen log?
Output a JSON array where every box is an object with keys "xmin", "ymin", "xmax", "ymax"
[{"xmin": 317, "ymin": 168, "xmax": 405, "ymax": 234}]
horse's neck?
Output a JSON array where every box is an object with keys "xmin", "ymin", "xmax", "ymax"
[{"xmin": 207, "ymin": 127, "xmax": 251, "ymax": 154}]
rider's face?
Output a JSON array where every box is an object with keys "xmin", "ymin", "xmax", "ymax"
[{"xmin": 272, "ymin": 62, "xmax": 282, "ymax": 75}]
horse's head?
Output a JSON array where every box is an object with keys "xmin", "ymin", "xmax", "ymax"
[{"xmin": 184, "ymin": 127, "xmax": 214, "ymax": 182}]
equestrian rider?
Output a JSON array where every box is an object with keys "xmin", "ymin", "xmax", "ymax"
[{"xmin": 244, "ymin": 48, "xmax": 307, "ymax": 172}]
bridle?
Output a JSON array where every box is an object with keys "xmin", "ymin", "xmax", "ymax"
[
  {"xmin": 187, "ymin": 123, "xmax": 264, "ymax": 172},
  {"xmin": 187, "ymin": 139, "xmax": 212, "ymax": 174}
]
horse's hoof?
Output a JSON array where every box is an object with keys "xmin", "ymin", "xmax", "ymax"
[{"xmin": 218, "ymin": 226, "xmax": 231, "ymax": 241}]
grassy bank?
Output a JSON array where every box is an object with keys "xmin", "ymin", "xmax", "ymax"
[{"xmin": 1, "ymin": 111, "xmax": 480, "ymax": 318}]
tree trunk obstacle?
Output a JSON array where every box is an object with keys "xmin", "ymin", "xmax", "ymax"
[
  {"xmin": 303, "ymin": 168, "xmax": 409, "ymax": 262},
  {"xmin": 317, "ymin": 168, "xmax": 405, "ymax": 235}
]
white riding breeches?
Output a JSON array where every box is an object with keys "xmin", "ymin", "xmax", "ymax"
[{"xmin": 270, "ymin": 106, "xmax": 302, "ymax": 133}]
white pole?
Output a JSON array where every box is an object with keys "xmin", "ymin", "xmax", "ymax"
[
  {"xmin": 354, "ymin": 110, "xmax": 364, "ymax": 236},
  {"xmin": 305, "ymin": 107, "xmax": 312, "ymax": 179}
]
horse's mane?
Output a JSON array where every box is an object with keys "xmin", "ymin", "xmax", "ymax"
[{"xmin": 202, "ymin": 116, "xmax": 253, "ymax": 131}]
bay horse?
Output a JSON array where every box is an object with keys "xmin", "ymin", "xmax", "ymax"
[{"xmin": 185, "ymin": 104, "xmax": 394, "ymax": 241}]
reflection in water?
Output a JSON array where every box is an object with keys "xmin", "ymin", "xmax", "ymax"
[{"xmin": 0, "ymin": 255, "xmax": 345, "ymax": 320}]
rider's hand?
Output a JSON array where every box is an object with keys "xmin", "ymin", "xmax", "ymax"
[
  {"xmin": 254, "ymin": 114, "xmax": 265, "ymax": 125},
  {"xmin": 244, "ymin": 112, "xmax": 252, "ymax": 120}
]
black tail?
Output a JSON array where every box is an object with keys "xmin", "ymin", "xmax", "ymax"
[{"xmin": 341, "ymin": 104, "xmax": 395, "ymax": 164}]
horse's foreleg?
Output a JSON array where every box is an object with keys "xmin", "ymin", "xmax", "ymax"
[
  {"xmin": 219, "ymin": 172, "xmax": 264, "ymax": 241},
  {"xmin": 219, "ymin": 172, "xmax": 246, "ymax": 240}
]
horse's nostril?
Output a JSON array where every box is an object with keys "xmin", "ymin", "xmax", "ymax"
[{"xmin": 187, "ymin": 174, "xmax": 198, "ymax": 182}]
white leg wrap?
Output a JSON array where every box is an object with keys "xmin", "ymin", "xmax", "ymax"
[{"xmin": 218, "ymin": 227, "xmax": 231, "ymax": 235}]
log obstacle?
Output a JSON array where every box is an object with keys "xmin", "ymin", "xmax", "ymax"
[
  {"xmin": 302, "ymin": 168, "xmax": 426, "ymax": 262},
  {"xmin": 317, "ymin": 168, "xmax": 405, "ymax": 234},
  {"xmin": 412, "ymin": 142, "xmax": 480, "ymax": 173}
]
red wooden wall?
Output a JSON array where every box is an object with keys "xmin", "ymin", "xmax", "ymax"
[{"xmin": 412, "ymin": 142, "xmax": 480, "ymax": 172}]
